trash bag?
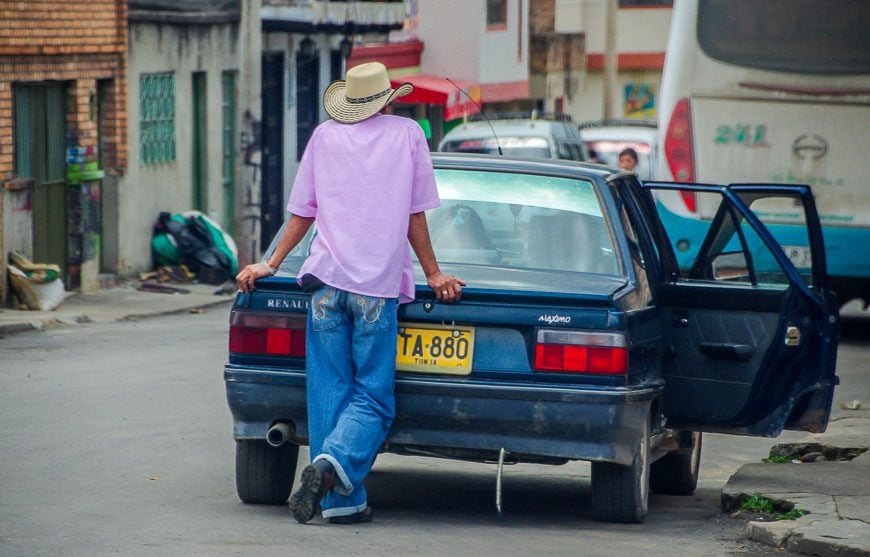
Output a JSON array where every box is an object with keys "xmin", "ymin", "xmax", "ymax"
[
  {"xmin": 7, "ymin": 252, "xmax": 66, "ymax": 311},
  {"xmin": 9, "ymin": 250, "xmax": 61, "ymax": 283},
  {"xmin": 151, "ymin": 211, "xmax": 239, "ymax": 285}
]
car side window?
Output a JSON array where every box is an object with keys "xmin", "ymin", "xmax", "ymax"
[
  {"xmin": 737, "ymin": 193, "xmax": 814, "ymax": 288},
  {"xmin": 609, "ymin": 182, "xmax": 654, "ymax": 305},
  {"xmin": 556, "ymin": 141, "xmax": 574, "ymax": 160},
  {"xmin": 567, "ymin": 142, "xmax": 584, "ymax": 161},
  {"xmin": 654, "ymin": 191, "xmax": 790, "ymax": 288}
]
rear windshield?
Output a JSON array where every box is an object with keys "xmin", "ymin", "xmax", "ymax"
[
  {"xmin": 268, "ymin": 169, "xmax": 625, "ymax": 294},
  {"xmin": 422, "ymin": 169, "xmax": 621, "ymax": 284},
  {"xmin": 698, "ymin": 0, "xmax": 870, "ymax": 75},
  {"xmin": 441, "ymin": 136, "xmax": 551, "ymax": 159}
]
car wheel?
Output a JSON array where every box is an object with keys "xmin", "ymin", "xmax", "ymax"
[
  {"xmin": 235, "ymin": 440, "xmax": 299, "ymax": 504},
  {"xmin": 650, "ymin": 431, "xmax": 702, "ymax": 496},
  {"xmin": 591, "ymin": 413, "xmax": 650, "ymax": 523}
]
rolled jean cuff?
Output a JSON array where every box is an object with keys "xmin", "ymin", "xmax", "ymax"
[
  {"xmin": 321, "ymin": 502, "xmax": 368, "ymax": 519},
  {"xmin": 313, "ymin": 454, "xmax": 353, "ymax": 496}
]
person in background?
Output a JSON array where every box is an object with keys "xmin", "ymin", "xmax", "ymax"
[
  {"xmin": 618, "ymin": 147, "xmax": 639, "ymax": 172},
  {"xmin": 235, "ymin": 61, "xmax": 464, "ymax": 525}
]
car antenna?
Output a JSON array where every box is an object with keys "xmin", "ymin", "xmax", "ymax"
[{"xmin": 445, "ymin": 76, "xmax": 503, "ymax": 156}]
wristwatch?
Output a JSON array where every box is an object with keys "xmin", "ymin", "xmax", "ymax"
[{"xmin": 264, "ymin": 262, "xmax": 278, "ymax": 275}]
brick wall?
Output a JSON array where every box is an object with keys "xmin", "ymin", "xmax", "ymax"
[
  {"xmin": 530, "ymin": 0, "xmax": 555, "ymax": 34},
  {"xmin": 0, "ymin": 0, "xmax": 128, "ymax": 180}
]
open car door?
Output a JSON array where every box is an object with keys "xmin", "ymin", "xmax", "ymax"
[{"xmin": 642, "ymin": 182, "xmax": 839, "ymax": 436}]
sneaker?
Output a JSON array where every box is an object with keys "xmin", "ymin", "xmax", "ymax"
[
  {"xmin": 326, "ymin": 506, "xmax": 374, "ymax": 525},
  {"xmin": 289, "ymin": 459, "xmax": 335, "ymax": 523}
]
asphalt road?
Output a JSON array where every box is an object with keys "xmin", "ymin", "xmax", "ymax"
[{"xmin": 1, "ymin": 305, "xmax": 866, "ymax": 557}]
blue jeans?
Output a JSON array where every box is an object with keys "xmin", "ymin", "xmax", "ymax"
[{"xmin": 306, "ymin": 286, "xmax": 398, "ymax": 519}]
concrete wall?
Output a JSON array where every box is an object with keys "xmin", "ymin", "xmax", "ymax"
[
  {"xmin": 416, "ymin": 0, "xmax": 482, "ymax": 83},
  {"xmin": 560, "ymin": 1, "xmax": 671, "ymax": 53},
  {"xmin": 565, "ymin": 69, "xmax": 664, "ymax": 123},
  {"xmin": 121, "ymin": 22, "xmax": 241, "ymax": 274},
  {"xmin": 478, "ymin": 0, "xmax": 529, "ymax": 85}
]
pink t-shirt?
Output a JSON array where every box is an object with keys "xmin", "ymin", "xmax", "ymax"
[{"xmin": 287, "ymin": 114, "xmax": 440, "ymax": 304}]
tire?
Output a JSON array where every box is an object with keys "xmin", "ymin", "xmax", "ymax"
[
  {"xmin": 650, "ymin": 431, "xmax": 702, "ymax": 496},
  {"xmin": 591, "ymin": 413, "xmax": 650, "ymax": 523},
  {"xmin": 235, "ymin": 440, "xmax": 300, "ymax": 505}
]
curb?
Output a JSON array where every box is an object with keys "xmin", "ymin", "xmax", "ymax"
[
  {"xmin": 0, "ymin": 295, "xmax": 233, "ymax": 337},
  {"xmin": 0, "ymin": 314, "xmax": 90, "ymax": 337},
  {"xmin": 722, "ymin": 448, "xmax": 870, "ymax": 557},
  {"xmin": 118, "ymin": 296, "xmax": 234, "ymax": 321}
]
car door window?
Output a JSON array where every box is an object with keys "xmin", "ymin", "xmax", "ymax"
[
  {"xmin": 652, "ymin": 190, "xmax": 791, "ymax": 289},
  {"xmin": 735, "ymin": 193, "xmax": 814, "ymax": 288}
]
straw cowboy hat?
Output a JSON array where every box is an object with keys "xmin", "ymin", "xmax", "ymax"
[{"xmin": 323, "ymin": 62, "xmax": 413, "ymax": 124}]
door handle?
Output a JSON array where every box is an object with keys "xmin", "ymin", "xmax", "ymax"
[
  {"xmin": 700, "ymin": 342, "xmax": 754, "ymax": 361},
  {"xmin": 785, "ymin": 326, "xmax": 802, "ymax": 346}
]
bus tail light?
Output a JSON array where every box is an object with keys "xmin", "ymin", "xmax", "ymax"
[
  {"xmin": 533, "ymin": 330, "xmax": 628, "ymax": 375},
  {"xmin": 229, "ymin": 311, "xmax": 306, "ymax": 357},
  {"xmin": 665, "ymin": 97, "xmax": 698, "ymax": 211}
]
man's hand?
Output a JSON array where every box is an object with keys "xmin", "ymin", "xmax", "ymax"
[
  {"xmin": 428, "ymin": 271, "xmax": 466, "ymax": 303},
  {"xmin": 408, "ymin": 212, "xmax": 466, "ymax": 303},
  {"xmin": 236, "ymin": 262, "xmax": 274, "ymax": 293}
]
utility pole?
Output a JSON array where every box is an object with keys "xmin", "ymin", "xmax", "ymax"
[
  {"xmin": 236, "ymin": 0, "xmax": 263, "ymax": 268},
  {"xmin": 603, "ymin": 0, "xmax": 618, "ymax": 119}
]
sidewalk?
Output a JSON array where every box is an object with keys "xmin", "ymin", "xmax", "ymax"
[
  {"xmin": 0, "ymin": 280, "xmax": 235, "ymax": 337},
  {"xmin": 722, "ymin": 413, "xmax": 870, "ymax": 557},
  {"xmin": 722, "ymin": 302, "xmax": 870, "ymax": 557}
]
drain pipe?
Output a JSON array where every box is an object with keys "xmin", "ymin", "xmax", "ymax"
[{"xmin": 266, "ymin": 422, "xmax": 292, "ymax": 447}]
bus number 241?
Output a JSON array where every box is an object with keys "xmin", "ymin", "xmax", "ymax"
[{"xmin": 715, "ymin": 124, "xmax": 768, "ymax": 147}]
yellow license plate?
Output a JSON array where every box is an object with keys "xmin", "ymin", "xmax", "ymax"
[{"xmin": 396, "ymin": 324, "xmax": 474, "ymax": 375}]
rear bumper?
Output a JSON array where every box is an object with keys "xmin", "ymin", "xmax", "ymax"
[{"xmin": 225, "ymin": 365, "xmax": 662, "ymax": 466}]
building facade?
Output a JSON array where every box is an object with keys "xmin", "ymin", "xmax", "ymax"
[
  {"xmin": 554, "ymin": 0, "xmax": 672, "ymax": 123},
  {"xmin": 416, "ymin": 0, "xmax": 530, "ymax": 109},
  {"xmin": 119, "ymin": 0, "xmax": 257, "ymax": 274},
  {"xmin": 0, "ymin": 0, "xmax": 128, "ymax": 303}
]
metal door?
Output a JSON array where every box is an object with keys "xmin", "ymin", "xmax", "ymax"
[
  {"xmin": 260, "ymin": 52, "xmax": 285, "ymax": 248},
  {"xmin": 13, "ymin": 83, "xmax": 67, "ymax": 275},
  {"xmin": 192, "ymin": 72, "xmax": 208, "ymax": 212},
  {"xmin": 295, "ymin": 48, "xmax": 320, "ymax": 161}
]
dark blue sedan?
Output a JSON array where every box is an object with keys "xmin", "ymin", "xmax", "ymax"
[{"xmin": 225, "ymin": 154, "xmax": 839, "ymax": 523}]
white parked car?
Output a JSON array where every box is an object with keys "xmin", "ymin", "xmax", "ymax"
[{"xmin": 578, "ymin": 120, "xmax": 658, "ymax": 180}]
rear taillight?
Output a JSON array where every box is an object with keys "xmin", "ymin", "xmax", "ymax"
[
  {"xmin": 533, "ymin": 330, "xmax": 628, "ymax": 375},
  {"xmin": 229, "ymin": 311, "xmax": 306, "ymax": 357},
  {"xmin": 665, "ymin": 98, "xmax": 697, "ymax": 213}
]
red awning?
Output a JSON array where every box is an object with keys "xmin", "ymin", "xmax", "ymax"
[{"xmin": 390, "ymin": 74, "xmax": 481, "ymax": 121}]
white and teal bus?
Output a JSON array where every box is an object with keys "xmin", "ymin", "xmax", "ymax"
[{"xmin": 656, "ymin": 0, "xmax": 870, "ymax": 305}]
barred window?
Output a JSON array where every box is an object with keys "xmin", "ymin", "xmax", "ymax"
[{"xmin": 139, "ymin": 73, "xmax": 176, "ymax": 165}]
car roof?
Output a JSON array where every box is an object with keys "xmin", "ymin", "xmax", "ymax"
[
  {"xmin": 578, "ymin": 125, "xmax": 659, "ymax": 143},
  {"xmin": 441, "ymin": 119, "xmax": 577, "ymax": 142},
  {"xmin": 577, "ymin": 120, "xmax": 659, "ymax": 144},
  {"xmin": 430, "ymin": 152, "xmax": 614, "ymax": 180}
]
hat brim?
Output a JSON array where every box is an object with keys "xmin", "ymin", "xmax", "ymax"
[{"xmin": 323, "ymin": 80, "xmax": 414, "ymax": 124}]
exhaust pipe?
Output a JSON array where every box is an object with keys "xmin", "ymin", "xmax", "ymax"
[{"xmin": 266, "ymin": 422, "xmax": 293, "ymax": 447}]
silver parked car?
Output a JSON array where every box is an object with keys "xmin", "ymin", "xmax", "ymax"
[{"xmin": 439, "ymin": 112, "xmax": 589, "ymax": 162}]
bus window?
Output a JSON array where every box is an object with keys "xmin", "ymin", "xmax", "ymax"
[{"xmin": 698, "ymin": 0, "xmax": 870, "ymax": 75}]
